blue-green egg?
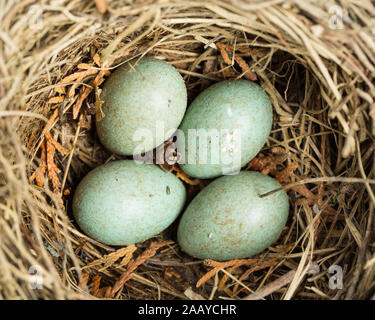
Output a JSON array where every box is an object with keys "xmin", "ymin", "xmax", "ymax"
[
  {"xmin": 177, "ymin": 171, "xmax": 289, "ymax": 261},
  {"xmin": 73, "ymin": 160, "xmax": 186, "ymax": 246},
  {"xmin": 96, "ymin": 57, "xmax": 187, "ymax": 156},
  {"xmin": 178, "ymin": 80, "xmax": 273, "ymax": 179}
]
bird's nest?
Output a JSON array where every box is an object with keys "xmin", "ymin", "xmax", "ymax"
[{"xmin": 1, "ymin": 0, "xmax": 375, "ymax": 300}]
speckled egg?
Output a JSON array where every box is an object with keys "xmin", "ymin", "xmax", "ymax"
[
  {"xmin": 73, "ymin": 160, "xmax": 186, "ymax": 246},
  {"xmin": 177, "ymin": 171, "xmax": 289, "ymax": 261},
  {"xmin": 178, "ymin": 80, "xmax": 273, "ymax": 179},
  {"xmin": 96, "ymin": 57, "xmax": 187, "ymax": 156}
]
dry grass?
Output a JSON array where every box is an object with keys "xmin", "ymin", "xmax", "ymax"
[{"xmin": 1, "ymin": 0, "xmax": 375, "ymax": 300}]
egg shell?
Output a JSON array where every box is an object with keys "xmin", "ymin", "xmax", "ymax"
[
  {"xmin": 177, "ymin": 171, "xmax": 289, "ymax": 261},
  {"xmin": 178, "ymin": 80, "xmax": 273, "ymax": 179},
  {"xmin": 96, "ymin": 57, "xmax": 187, "ymax": 156},
  {"xmin": 73, "ymin": 160, "xmax": 186, "ymax": 246}
]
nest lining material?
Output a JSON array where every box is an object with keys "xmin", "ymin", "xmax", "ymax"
[{"xmin": 1, "ymin": 0, "xmax": 375, "ymax": 300}]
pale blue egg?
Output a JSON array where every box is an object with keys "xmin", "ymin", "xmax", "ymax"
[
  {"xmin": 73, "ymin": 160, "xmax": 186, "ymax": 245},
  {"xmin": 96, "ymin": 57, "xmax": 187, "ymax": 156},
  {"xmin": 177, "ymin": 171, "xmax": 289, "ymax": 261},
  {"xmin": 178, "ymin": 80, "xmax": 273, "ymax": 179}
]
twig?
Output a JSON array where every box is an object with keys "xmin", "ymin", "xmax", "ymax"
[
  {"xmin": 184, "ymin": 287, "xmax": 205, "ymax": 300},
  {"xmin": 91, "ymin": 275, "xmax": 101, "ymax": 297},
  {"xmin": 259, "ymin": 176, "xmax": 375, "ymax": 198},
  {"xmin": 173, "ymin": 165, "xmax": 202, "ymax": 186},
  {"xmin": 196, "ymin": 258, "xmax": 270, "ymax": 288},
  {"xmin": 242, "ymin": 269, "xmax": 296, "ymax": 300},
  {"xmin": 29, "ymin": 139, "xmax": 46, "ymax": 187},
  {"xmin": 109, "ymin": 241, "xmax": 172, "ymax": 298},
  {"xmin": 60, "ymin": 117, "xmax": 81, "ymax": 195},
  {"xmin": 45, "ymin": 132, "xmax": 69, "ymax": 156},
  {"xmin": 78, "ymin": 272, "xmax": 90, "ymax": 291},
  {"xmin": 46, "ymin": 137, "xmax": 61, "ymax": 193},
  {"xmin": 216, "ymin": 43, "xmax": 257, "ymax": 80},
  {"xmin": 345, "ymin": 139, "xmax": 375, "ymax": 299},
  {"xmin": 243, "ymin": 262, "xmax": 319, "ymax": 300}
]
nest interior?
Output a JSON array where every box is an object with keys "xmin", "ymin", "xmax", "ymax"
[{"xmin": 1, "ymin": 0, "xmax": 375, "ymax": 300}]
